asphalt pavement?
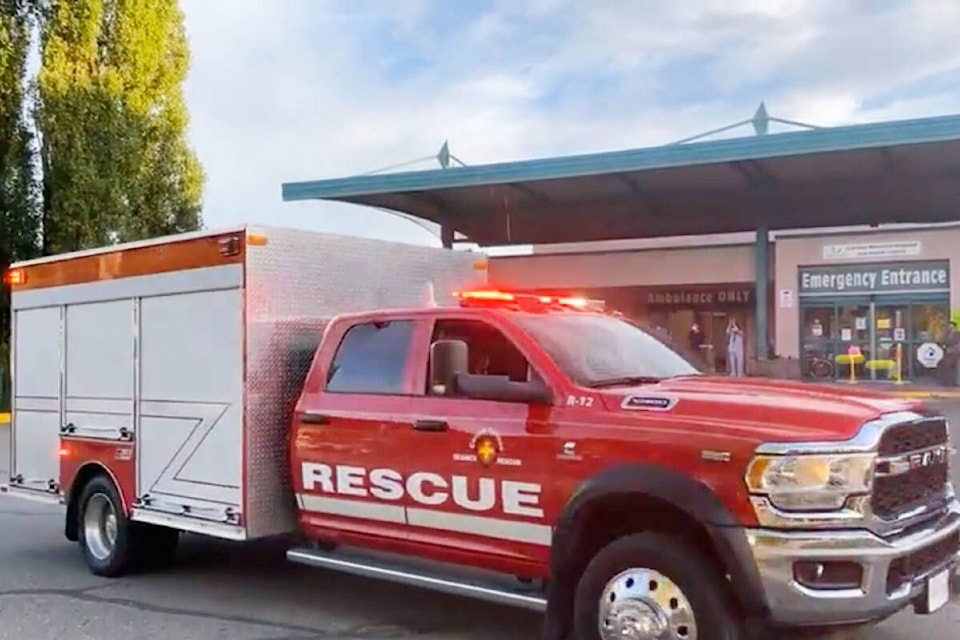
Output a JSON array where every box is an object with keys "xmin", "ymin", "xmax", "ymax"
[{"xmin": 2, "ymin": 402, "xmax": 960, "ymax": 640}]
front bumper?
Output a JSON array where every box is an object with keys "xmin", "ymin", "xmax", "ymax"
[{"xmin": 747, "ymin": 499, "xmax": 960, "ymax": 627}]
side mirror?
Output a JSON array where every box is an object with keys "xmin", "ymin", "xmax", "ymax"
[
  {"xmin": 453, "ymin": 373, "xmax": 553, "ymax": 405},
  {"xmin": 429, "ymin": 339, "xmax": 468, "ymax": 394}
]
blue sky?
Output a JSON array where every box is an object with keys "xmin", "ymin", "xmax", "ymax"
[{"xmin": 178, "ymin": 0, "xmax": 960, "ymax": 248}]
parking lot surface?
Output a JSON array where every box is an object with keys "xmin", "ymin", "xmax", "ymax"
[{"xmin": 2, "ymin": 400, "xmax": 959, "ymax": 640}]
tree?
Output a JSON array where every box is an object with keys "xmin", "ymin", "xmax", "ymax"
[
  {"xmin": 1, "ymin": 0, "xmax": 41, "ymax": 377},
  {"xmin": 35, "ymin": 0, "xmax": 203, "ymax": 254}
]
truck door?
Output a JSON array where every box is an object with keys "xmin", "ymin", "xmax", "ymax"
[
  {"xmin": 401, "ymin": 316, "xmax": 556, "ymax": 567},
  {"xmin": 8, "ymin": 306, "xmax": 62, "ymax": 495},
  {"xmin": 293, "ymin": 317, "xmax": 420, "ymax": 544}
]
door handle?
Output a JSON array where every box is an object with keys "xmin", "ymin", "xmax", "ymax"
[
  {"xmin": 414, "ymin": 419, "xmax": 448, "ymax": 432},
  {"xmin": 299, "ymin": 411, "xmax": 330, "ymax": 425}
]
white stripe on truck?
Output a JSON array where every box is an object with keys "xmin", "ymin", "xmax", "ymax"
[{"xmin": 297, "ymin": 494, "xmax": 552, "ymax": 546}]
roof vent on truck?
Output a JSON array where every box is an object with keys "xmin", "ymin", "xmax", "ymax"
[{"xmin": 452, "ymin": 289, "xmax": 608, "ymax": 313}]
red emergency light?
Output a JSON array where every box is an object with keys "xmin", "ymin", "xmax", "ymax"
[{"xmin": 453, "ymin": 289, "xmax": 606, "ymax": 312}]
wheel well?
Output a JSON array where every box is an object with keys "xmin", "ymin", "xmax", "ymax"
[
  {"xmin": 547, "ymin": 489, "xmax": 749, "ymax": 634},
  {"xmin": 562, "ymin": 492, "xmax": 725, "ymax": 585},
  {"xmin": 64, "ymin": 464, "xmax": 114, "ymax": 542}
]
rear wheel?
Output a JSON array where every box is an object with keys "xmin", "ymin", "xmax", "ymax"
[
  {"xmin": 573, "ymin": 532, "xmax": 743, "ymax": 640},
  {"xmin": 77, "ymin": 474, "xmax": 182, "ymax": 576},
  {"xmin": 77, "ymin": 475, "xmax": 137, "ymax": 577}
]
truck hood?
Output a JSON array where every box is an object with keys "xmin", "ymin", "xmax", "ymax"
[{"xmin": 596, "ymin": 375, "xmax": 922, "ymax": 444}]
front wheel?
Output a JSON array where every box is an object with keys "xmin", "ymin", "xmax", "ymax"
[{"xmin": 573, "ymin": 532, "xmax": 743, "ymax": 640}]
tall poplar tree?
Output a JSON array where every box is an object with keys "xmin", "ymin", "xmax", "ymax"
[
  {"xmin": 1, "ymin": 0, "xmax": 40, "ymax": 388},
  {"xmin": 36, "ymin": 0, "xmax": 204, "ymax": 254}
]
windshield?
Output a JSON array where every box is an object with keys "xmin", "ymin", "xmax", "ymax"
[{"xmin": 514, "ymin": 313, "xmax": 701, "ymax": 387}]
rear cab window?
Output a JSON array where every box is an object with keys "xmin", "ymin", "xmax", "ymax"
[{"xmin": 324, "ymin": 319, "xmax": 417, "ymax": 394}]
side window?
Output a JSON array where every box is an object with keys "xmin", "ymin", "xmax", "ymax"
[
  {"xmin": 326, "ymin": 320, "xmax": 414, "ymax": 394},
  {"xmin": 429, "ymin": 319, "xmax": 533, "ymax": 395}
]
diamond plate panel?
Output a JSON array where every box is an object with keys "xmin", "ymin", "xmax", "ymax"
[{"xmin": 242, "ymin": 225, "xmax": 486, "ymax": 538}]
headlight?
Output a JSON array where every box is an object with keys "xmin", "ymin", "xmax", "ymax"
[{"xmin": 745, "ymin": 453, "xmax": 875, "ymax": 511}]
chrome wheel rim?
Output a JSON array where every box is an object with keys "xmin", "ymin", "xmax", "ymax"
[
  {"xmin": 83, "ymin": 493, "xmax": 118, "ymax": 561},
  {"xmin": 599, "ymin": 567, "xmax": 697, "ymax": 640}
]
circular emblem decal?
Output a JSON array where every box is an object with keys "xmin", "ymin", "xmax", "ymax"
[{"xmin": 471, "ymin": 429, "xmax": 503, "ymax": 466}]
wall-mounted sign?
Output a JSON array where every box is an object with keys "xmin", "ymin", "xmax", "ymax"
[
  {"xmin": 644, "ymin": 285, "xmax": 754, "ymax": 308},
  {"xmin": 798, "ymin": 260, "xmax": 950, "ymax": 296},
  {"xmin": 779, "ymin": 289, "xmax": 794, "ymax": 309},
  {"xmin": 917, "ymin": 342, "xmax": 944, "ymax": 368},
  {"xmin": 822, "ymin": 240, "xmax": 922, "ymax": 261}
]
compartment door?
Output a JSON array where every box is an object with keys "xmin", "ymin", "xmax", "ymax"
[
  {"xmin": 64, "ymin": 300, "xmax": 135, "ymax": 443},
  {"xmin": 136, "ymin": 287, "xmax": 244, "ymax": 525},
  {"xmin": 10, "ymin": 306, "xmax": 62, "ymax": 494}
]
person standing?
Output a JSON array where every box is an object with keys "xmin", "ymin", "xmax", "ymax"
[{"xmin": 726, "ymin": 318, "xmax": 746, "ymax": 377}]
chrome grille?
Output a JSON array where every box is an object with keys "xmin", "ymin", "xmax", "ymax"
[
  {"xmin": 878, "ymin": 418, "xmax": 949, "ymax": 456},
  {"xmin": 872, "ymin": 417, "xmax": 951, "ymax": 521}
]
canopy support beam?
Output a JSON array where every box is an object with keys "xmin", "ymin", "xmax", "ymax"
[{"xmin": 755, "ymin": 224, "xmax": 770, "ymax": 361}]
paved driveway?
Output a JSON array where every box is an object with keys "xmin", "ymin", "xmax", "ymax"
[{"xmin": 1, "ymin": 403, "xmax": 959, "ymax": 640}]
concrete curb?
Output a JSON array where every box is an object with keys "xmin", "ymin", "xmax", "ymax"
[{"xmin": 887, "ymin": 390, "xmax": 960, "ymax": 400}]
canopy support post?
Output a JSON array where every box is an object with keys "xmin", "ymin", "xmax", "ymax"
[
  {"xmin": 440, "ymin": 223, "xmax": 454, "ymax": 249},
  {"xmin": 755, "ymin": 225, "xmax": 770, "ymax": 361}
]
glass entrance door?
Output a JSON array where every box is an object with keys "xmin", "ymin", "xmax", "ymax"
[
  {"xmin": 836, "ymin": 301, "xmax": 873, "ymax": 381},
  {"xmin": 801, "ymin": 296, "xmax": 950, "ymax": 382},
  {"xmin": 800, "ymin": 305, "xmax": 836, "ymax": 380},
  {"xmin": 873, "ymin": 303, "xmax": 908, "ymax": 382},
  {"xmin": 910, "ymin": 301, "xmax": 952, "ymax": 383}
]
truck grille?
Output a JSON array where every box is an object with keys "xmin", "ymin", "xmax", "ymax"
[
  {"xmin": 878, "ymin": 419, "xmax": 949, "ymax": 456},
  {"xmin": 872, "ymin": 417, "xmax": 951, "ymax": 521},
  {"xmin": 886, "ymin": 531, "xmax": 960, "ymax": 594}
]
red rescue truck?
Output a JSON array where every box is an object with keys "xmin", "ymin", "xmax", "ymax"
[{"xmin": 3, "ymin": 226, "xmax": 959, "ymax": 640}]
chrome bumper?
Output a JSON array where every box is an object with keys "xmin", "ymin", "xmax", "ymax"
[{"xmin": 747, "ymin": 499, "xmax": 960, "ymax": 626}]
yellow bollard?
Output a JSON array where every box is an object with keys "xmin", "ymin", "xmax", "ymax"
[{"xmin": 894, "ymin": 344, "xmax": 902, "ymax": 384}]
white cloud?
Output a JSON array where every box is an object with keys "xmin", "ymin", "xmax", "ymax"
[{"xmin": 178, "ymin": 0, "xmax": 960, "ymax": 247}]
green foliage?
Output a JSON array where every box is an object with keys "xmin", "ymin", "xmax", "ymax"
[
  {"xmin": 0, "ymin": 0, "xmax": 39, "ymax": 260},
  {"xmin": 1, "ymin": 0, "xmax": 203, "ymax": 393},
  {"xmin": 1, "ymin": 1, "xmax": 38, "ymax": 234},
  {"xmin": 36, "ymin": 0, "xmax": 204, "ymax": 253},
  {"xmin": 1, "ymin": 0, "xmax": 41, "ymax": 372}
]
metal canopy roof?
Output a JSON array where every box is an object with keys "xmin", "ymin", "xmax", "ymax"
[{"xmin": 281, "ymin": 113, "xmax": 960, "ymax": 246}]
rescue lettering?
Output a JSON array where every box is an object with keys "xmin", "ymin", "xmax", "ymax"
[{"xmin": 301, "ymin": 462, "xmax": 544, "ymax": 518}]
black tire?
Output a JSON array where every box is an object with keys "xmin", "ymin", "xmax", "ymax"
[
  {"xmin": 573, "ymin": 532, "xmax": 743, "ymax": 640},
  {"xmin": 76, "ymin": 474, "xmax": 139, "ymax": 577}
]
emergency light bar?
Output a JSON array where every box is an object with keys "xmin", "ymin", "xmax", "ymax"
[{"xmin": 453, "ymin": 289, "xmax": 607, "ymax": 312}]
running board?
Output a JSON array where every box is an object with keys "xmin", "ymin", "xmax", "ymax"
[{"xmin": 286, "ymin": 546, "xmax": 547, "ymax": 612}]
